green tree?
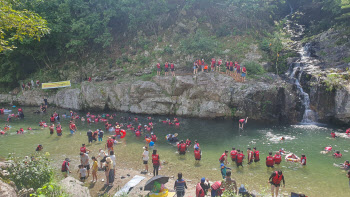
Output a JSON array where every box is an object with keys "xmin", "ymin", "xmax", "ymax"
[{"xmin": 0, "ymin": 0, "xmax": 49, "ymax": 52}]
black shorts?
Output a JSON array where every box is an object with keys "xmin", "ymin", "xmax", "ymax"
[
  {"xmin": 226, "ymin": 67, "xmax": 229, "ymax": 70},
  {"xmin": 88, "ymin": 137, "xmax": 93, "ymax": 143},
  {"xmin": 179, "ymin": 151, "xmax": 186, "ymax": 155},
  {"xmin": 275, "ymin": 162, "xmax": 281, "ymax": 165},
  {"xmin": 143, "ymin": 160, "xmax": 148, "ymax": 164},
  {"xmin": 84, "ymin": 165, "xmax": 90, "ymax": 170},
  {"xmin": 195, "ymin": 157, "xmax": 201, "ymax": 161},
  {"xmin": 171, "ymin": 68, "xmax": 174, "ymax": 71},
  {"xmin": 100, "ymin": 156, "xmax": 107, "ymax": 163},
  {"xmin": 57, "ymin": 133, "xmax": 62, "ymax": 136},
  {"xmin": 165, "ymin": 68, "xmax": 169, "ymax": 72},
  {"xmin": 231, "ymin": 158, "xmax": 236, "ymax": 162},
  {"xmin": 237, "ymin": 69, "xmax": 241, "ymax": 73},
  {"xmin": 157, "ymin": 68, "xmax": 161, "ymax": 71},
  {"xmin": 270, "ymin": 182, "xmax": 280, "ymax": 187},
  {"xmin": 50, "ymin": 131, "xmax": 53, "ymax": 134},
  {"xmin": 236, "ymin": 162, "xmax": 243, "ymax": 167},
  {"xmin": 230, "ymin": 67, "xmax": 233, "ymax": 71},
  {"xmin": 266, "ymin": 165, "xmax": 274, "ymax": 168},
  {"xmin": 254, "ymin": 159, "xmax": 260, "ymax": 162},
  {"xmin": 80, "ymin": 177, "xmax": 86, "ymax": 181}
]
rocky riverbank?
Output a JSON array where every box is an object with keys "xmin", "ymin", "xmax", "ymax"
[{"xmin": 0, "ymin": 72, "xmax": 301, "ymax": 124}]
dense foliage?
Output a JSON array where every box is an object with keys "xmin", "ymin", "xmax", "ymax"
[
  {"xmin": 7, "ymin": 154, "xmax": 53, "ymax": 190},
  {"xmin": 0, "ymin": 0, "xmax": 348, "ymax": 90}
]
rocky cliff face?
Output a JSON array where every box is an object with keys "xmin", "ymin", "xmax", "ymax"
[{"xmin": 0, "ymin": 73, "xmax": 301, "ymax": 123}]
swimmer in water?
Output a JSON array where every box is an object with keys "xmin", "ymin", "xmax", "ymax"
[
  {"xmin": 239, "ymin": 117, "xmax": 248, "ymax": 129},
  {"xmin": 281, "ymin": 137, "xmax": 285, "ymax": 141}
]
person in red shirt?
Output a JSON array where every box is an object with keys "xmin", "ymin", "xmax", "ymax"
[
  {"xmin": 152, "ymin": 149, "xmax": 160, "ymax": 176},
  {"xmin": 274, "ymin": 151, "xmax": 282, "ymax": 165},
  {"xmin": 80, "ymin": 144, "xmax": 91, "ymax": 153},
  {"xmin": 239, "ymin": 117, "xmax": 248, "ymax": 130},
  {"xmin": 230, "ymin": 147, "xmax": 237, "ymax": 162},
  {"xmin": 229, "ymin": 61, "xmax": 234, "ymax": 77},
  {"xmin": 170, "ymin": 62, "xmax": 175, "ymax": 76},
  {"xmin": 56, "ymin": 123, "xmax": 62, "ymax": 136},
  {"xmin": 331, "ymin": 131, "xmax": 337, "ymax": 138},
  {"xmin": 236, "ymin": 63, "xmax": 241, "ymax": 81},
  {"xmin": 49, "ymin": 124, "xmax": 55, "ymax": 135},
  {"xmin": 253, "ymin": 147, "xmax": 260, "ymax": 162},
  {"xmin": 156, "ymin": 63, "xmax": 161, "ymax": 76},
  {"xmin": 266, "ymin": 152, "xmax": 275, "ymax": 168},
  {"xmin": 236, "ymin": 150, "xmax": 244, "ymax": 167},
  {"xmin": 88, "ymin": 77, "xmax": 92, "ymax": 82},
  {"xmin": 211, "ymin": 58, "xmax": 216, "ymax": 72},
  {"xmin": 241, "ymin": 65, "xmax": 247, "ymax": 82},
  {"xmin": 69, "ymin": 121, "xmax": 77, "ymax": 134},
  {"xmin": 164, "ymin": 62, "xmax": 169, "ymax": 76},
  {"xmin": 217, "ymin": 59, "xmax": 222, "ymax": 72},
  {"xmin": 194, "ymin": 147, "xmax": 201, "ymax": 164},
  {"xmin": 225, "ymin": 61, "xmax": 229, "ymax": 74},
  {"xmin": 300, "ymin": 154, "xmax": 306, "ymax": 165}
]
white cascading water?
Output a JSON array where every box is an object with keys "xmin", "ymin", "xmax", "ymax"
[{"xmin": 286, "ymin": 21, "xmax": 318, "ymax": 124}]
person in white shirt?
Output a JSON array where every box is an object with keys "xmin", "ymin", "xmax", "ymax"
[
  {"xmin": 142, "ymin": 146, "xmax": 149, "ymax": 172},
  {"xmin": 109, "ymin": 151, "xmax": 116, "ymax": 175}
]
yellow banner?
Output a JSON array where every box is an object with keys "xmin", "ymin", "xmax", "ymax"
[{"xmin": 42, "ymin": 81, "xmax": 71, "ymax": 89}]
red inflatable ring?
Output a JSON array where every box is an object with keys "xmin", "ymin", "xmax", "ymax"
[{"xmin": 120, "ymin": 129, "xmax": 126, "ymax": 139}]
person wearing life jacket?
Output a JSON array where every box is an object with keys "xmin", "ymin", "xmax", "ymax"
[
  {"xmin": 18, "ymin": 108, "xmax": 23, "ymax": 113},
  {"xmin": 56, "ymin": 123, "xmax": 62, "ymax": 136},
  {"xmin": 239, "ymin": 117, "xmax": 248, "ymax": 129},
  {"xmin": 346, "ymin": 128, "xmax": 350, "ymax": 135},
  {"xmin": 193, "ymin": 140, "xmax": 200, "ymax": 150},
  {"xmin": 196, "ymin": 177, "xmax": 210, "ymax": 197},
  {"xmin": 49, "ymin": 124, "xmax": 55, "ymax": 135},
  {"xmin": 94, "ymin": 118, "xmax": 99, "ymax": 123},
  {"xmin": 19, "ymin": 128, "xmax": 24, "ymax": 133},
  {"xmin": 0, "ymin": 108, "xmax": 4, "ymax": 114},
  {"xmin": 236, "ymin": 63, "xmax": 241, "ymax": 79},
  {"xmin": 61, "ymin": 158, "xmax": 71, "ymax": 177},
  {"xmin": 174, "ymin": 172, "xmax": 187, "ymax": 197},
  {"xmin": 241, "ymin": 65, "xmax": 247, "ymax": 82},
  {"xmin": 333, "ymin": 151, "xmax": 343, "ymax": 158},
  {"xmin": 268, "ymin": 170, "xmax": 285, "ymax": 197},
  {"xmin": 279, "ymin": 148, "xmax": 285, "ymax": 155},
  {"xmin": 331, "ymin": 131, "xmax": 337, "ymax": 138},
  {"xmin": 137, "ymin": 124, "xmax": 142, "ymax": 131},
  {"xmin": 179, "ymin": 141, "xmax": 187, "ymax": 155},
  {"xmin": 211, "ymin": 58, "xmax": 216, "ymax": 71},
  {"xmin": 194, "ymin": 147, "xmax": 201, "ymax": 163},
  {"xmin": 36, "ymin": 144, "xmax": 43, "ymax": 151},
  {"xmin": 135, "ymin": 129, "xmax": 142, "ymax": 137},
  {"xmin": 69, "ymin": 121, "xmax": 77, "ymax": 134},
  {"xmin": 210, "ymin": 181, "xmax": 222, "ymax": 197},
  {"xmin": 300, "ymin": 154, "xmax": 307, "ymax": 165},
  {"xmin": 230, "ymin": 147, "xmax": 237, "ymax": 161},
  {"xmin": 170, "ymin": 62, "xmax": 176, "ymax": 77},
  {"xmin": 151, "ymin": 132, "xmax": 157, "ymax": 142},
  {"xmin": 105, "ymin": 137, "xmax": 114, "ymax": 154},
  {"xmin": 274, "ymin": 151, "xmax": 282, "ymax": 165},
  {"xmin": 80, "ymin": 144, "xmax": 90, "ymax": 153},
  {"xmin": 253, "ymin": 147, "xmax": 260, "ymax": 162},
  {"xmin": 266, "ymin": 152, "xmax": 275, "ymax": 167},
  {"xmin": 115, "ymin": 125, "xmax": 121, "ymax": 137},
  {"xmin": 50, "ymin": 115, "xmax": 55, "ymax": 123},
  {"xmin": 152, "ymin": 149, "xmax": 160, "ymax": 176},
  {"xmin": 236, "ymin": 150, "xmax": 244, "ymax": 167},
  {"xmin": 325, "ymin": 145, "xmax": 332, "ymax": 153},
  {"xmin": 185, "ymin": 139, "xmax": 191, "ymax": 147},
  {"xmin": 217, "ymin": 59, "xmax": 222, "ymax": 72},
  {"xmin": 219, "ymin": 150, "xmax": 228, "ymax": 164},
  {"xmin": 164, "ymin": 62, "xmax": 169, "ymax": 76}
]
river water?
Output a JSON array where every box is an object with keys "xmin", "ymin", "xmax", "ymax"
[{"xmin": 0, "ymin": 107, "xmax": 349, "ymax": 196}]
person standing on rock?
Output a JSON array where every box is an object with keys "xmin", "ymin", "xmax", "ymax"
[
  {"xmin": 164, "ymin": 62, "xmax": 169, "ymax": 76},
  {"xmin": 170, "ymin": 62, "xmax": 175, "ymax": 76},
  {"xmin": 193, "ymin": 61, "xmax": 198, "ymax": 75},
  {"xmin": 61, "ymin": 158, "xmax": 71, "ymax": 177},
  {"xmin": 156, "ymin": 63, "xmax": 161, "ymax": 76},
  {"xmin": 152, "ymin": 149, "xmax": 160, "ymax": 176},
  {"xmin": 217, "ymin": 59, "xmax": 222, "ymax": 72},
  {"xmin": 174, "ymin": 172, "xmax": 187, "ymax": 197},
  {"xmin": 241, "ymin": 65, "xmax": 247, "ymax": 82},
  {"xmin": 211, "ymin": 58, "xmax": 216, "ymax": 72}
]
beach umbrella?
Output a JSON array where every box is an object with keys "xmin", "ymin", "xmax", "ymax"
[{"xmin": 144, "ymin": 175, "xmax": 169, "ymax": 191}]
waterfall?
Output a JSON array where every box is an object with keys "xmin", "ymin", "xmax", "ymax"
[{"xmin": 285, "ymin": 18, "xmax": 318, "ymax": 124}]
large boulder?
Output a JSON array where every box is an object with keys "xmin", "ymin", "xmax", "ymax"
[
  {"xmin": 60, "ymin": 177, "xmax": 91, "ymax": 197},
  {"xmin": 0, "ymin": 179, "xmax": 17, "ymax": 197}
]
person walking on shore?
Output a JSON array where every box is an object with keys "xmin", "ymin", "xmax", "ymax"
[
  {"xmin": 142, "ymin": 146, "xmax": 149, "ymax": 172},
  {"xmin": 152, "ymin": 149, "xmax": 160, "ymax": 176},
  {"xmin": 268, "ymin": 170, "xmax": 285, "ymax": 197},
  {"xmin": 174, "ymin": 172, "xmax": 187, "ymax": 197}
]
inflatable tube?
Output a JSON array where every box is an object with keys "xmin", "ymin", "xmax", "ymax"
[
  {"xmin": 285, "ymin": 153, "xmax": 300, "ymax": 162},
  {"xmin": 4, "ymin": 127, "xmax": 9, "ymax": 131},
  {"xmin": 4, "ymin": 109, "xmax": 12, "ymax": 113},
  {"xmin": 120, "ymin": 129, "xmax": 126, "ymax": 139},
  {"xmin": 145, "ymin": 138, "xmax": 151, "ymax": 143}
]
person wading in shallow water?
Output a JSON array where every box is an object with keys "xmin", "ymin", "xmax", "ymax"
[{"xmin": 268, "ymin": 170, "xmax": 285, "ymax": 197}]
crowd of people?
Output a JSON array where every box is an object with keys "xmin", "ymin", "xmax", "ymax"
[
  {"xmin": 155, "ymin": 58, "xmax": 248, "ymax": 82},
  {"xmin": 21, "ymin": 80, "xmax": 40, "ymax": 91},
  {"xmin": 1, "ymin": 106, "xmax": 350, "ymax": 197}
]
